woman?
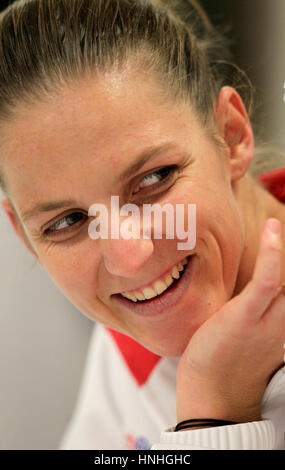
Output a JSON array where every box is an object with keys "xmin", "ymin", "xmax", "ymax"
[{"xmin": 0, "ymin": 0, "xmax": 284, "ymax": 450}]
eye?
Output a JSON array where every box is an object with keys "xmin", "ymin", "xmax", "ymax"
[
  {"xmin": 43, "ymin": 211, "xmax": 88, "ymax": 239},
  {"xmin": 132, "ymin": 165, "xmax": 177, "ymax": 195}
]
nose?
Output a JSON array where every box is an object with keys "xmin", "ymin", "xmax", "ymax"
[
  {"xmin": 89, "ymin": 200, "xmax": 154, "ymax": 277},
  {"xmin": 100, "ymin": 237, "xmax": 154, "ymax": 277}
]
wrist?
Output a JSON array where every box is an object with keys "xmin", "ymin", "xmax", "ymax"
[
  {"xmin": 177, "ymin": 406, "xmax": 262, "ymax": 425},
  {"xmin": 175, "ymin": 417, "xmax": 239, "ymax": 433}
]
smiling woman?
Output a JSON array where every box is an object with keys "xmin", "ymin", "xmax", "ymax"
[{"xmin": 0, "ymin": 0, "xmax": 285, "ymax": 451}]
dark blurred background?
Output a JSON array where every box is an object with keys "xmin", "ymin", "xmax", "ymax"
[{"xmin": 0, "ymin": 0, "xmax": 284, "ymax": 450}]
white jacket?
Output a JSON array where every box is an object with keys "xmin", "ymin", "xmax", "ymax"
[
  {"xmin": 58, "ymin": 323, "xmax": 285, "ymax": 450},
  {"xmin": 59, "ymin": 166, "xmax": 285, "ymax": 450}
]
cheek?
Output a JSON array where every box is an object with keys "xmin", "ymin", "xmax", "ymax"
[
  {"xmin": 195, "ymin": 196, "xmax": 244, "ymax": 300},
  {"xmin": 174, "ymin": 171, "xmax": 244, "ymax": 295},
  {"xmin": 39, "ymin": 242, "xmax": 100, "ymax": 298}
]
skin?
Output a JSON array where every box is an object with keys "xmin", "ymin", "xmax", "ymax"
[
  {"xmin": 1, "ymin": 63, "xmax": 285, "ymax": 369},
  {"xmin": 177, "ymin": 219, "xmax": 285, "ymax": 423}
]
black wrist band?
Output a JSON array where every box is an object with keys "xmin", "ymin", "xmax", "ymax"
[{"xmin": 174, "ymin": 418, "xmax": 238, "ymax": 432}]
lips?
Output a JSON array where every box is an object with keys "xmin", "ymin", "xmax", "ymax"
[{"xmin": 112, "ymin": 254, "xmax": 196, "ymax": 317}]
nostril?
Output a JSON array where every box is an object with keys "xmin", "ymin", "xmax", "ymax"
[{"xmin": 102, "ymin": 239, "xmax": 154, "ymax": 277}]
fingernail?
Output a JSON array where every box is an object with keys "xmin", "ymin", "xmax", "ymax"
[
  {"xmin": 267, "ymin": 218, "xmax": 281, "ymax": 235},
  {"xmin": 280, "ymin": 283, "xmax": 285, "ymax": 295}
]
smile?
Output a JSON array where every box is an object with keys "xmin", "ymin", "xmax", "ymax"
[
  {"xmin": 113, "ymin": 254, "xmax": 195, "ymax": 317},
  {"xmin": 120, "ymin": 257, "xmax": 189, "ymax": 302}
]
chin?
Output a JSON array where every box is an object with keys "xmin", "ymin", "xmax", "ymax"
[{"xmin": 134, "ymin": 333, "xmax": 191, "ymax": 358}]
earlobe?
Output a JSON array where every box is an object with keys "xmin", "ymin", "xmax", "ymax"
[
  {"xmin": 1, "ymin": 197, "xmax": 41, "ymax": 264},
  {"xmin": 215, "ymin": 86, "xmax": 255, "ymax": 182}
]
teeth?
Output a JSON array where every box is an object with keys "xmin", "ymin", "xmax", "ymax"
[
  {"xmin": 121, "ymin": 292, "xmax": 138, "ymax": 302},
  {"xmin": 134, "ymin": 291, "xmax": 145, "ymax": 301},
  {"xmin": 142, "ymin": 287, "xmax": 157, "ymax": 299},
  {"xmin": 153, "ymin": 280, "xmax": 168, "ymax": 296},
  {"xmin": 143, "ymin": 287, "xmax": 157, "ymax": 299},
  {"xmin": 165, "ymin": 273, "xmax": 174, "ymax": 287},
  {"xmin": 172, "ymin": 265, "xmax": 180, "ymax": 279},
  {"xmin": 121, "ymin": 256, "xmax": 189, "ymax": 302}
]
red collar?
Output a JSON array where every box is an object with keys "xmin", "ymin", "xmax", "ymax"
[
  {"xmin": 106, "ymin": 166, "xmax": 285, "ymax": 386},
  {"xmin": 259, "ymin": 165, "xmax": 285, "ymax": 202}
]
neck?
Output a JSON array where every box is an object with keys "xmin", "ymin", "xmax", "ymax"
[{"xmin": 233, "ymin": 171, "xmax": 285, "ymax": 297}]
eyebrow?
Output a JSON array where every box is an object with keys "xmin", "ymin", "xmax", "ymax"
[
  {"xmin": 21, "ymin": 200, "xmax": 78, "ymax": 223},
  {"xmin": 21, "ymin": 141, "xmax": 179, "ymax": 222},
  {"xmin": 119, "ymin": 142, "xmax": 179, "ymax": 180}
]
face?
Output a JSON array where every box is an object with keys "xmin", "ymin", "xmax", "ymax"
[{"xmin": 0, "ymin": 64, "xmax": 247, "ymax": 357}]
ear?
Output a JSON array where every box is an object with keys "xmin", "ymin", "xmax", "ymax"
[
  {"xmin": 1, "ymin": 197, "xmax": 41, "ymax": 264},
  {"xmin": 215, "ymin": 86, "xmax": 254, "ymax": 182}
]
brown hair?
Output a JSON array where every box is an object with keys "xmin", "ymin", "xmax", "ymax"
[{"xmin": 0, "ymin": 0, "xmax": 281, "ymax": 195}]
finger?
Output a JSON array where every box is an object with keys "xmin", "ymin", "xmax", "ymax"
[
  {"xmin": 262, "ymin": 284, "xmax": 285, "ymax": 327},
  {"xmin": 239, "ymin": 218, "xmax": 283, "ymax": 319},
  {"xmin": 253, "ymin": 218, "xmax": 282, "ymax": 284}
]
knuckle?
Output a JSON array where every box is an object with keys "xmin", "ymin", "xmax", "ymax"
[
  {"xmin": 253, "ymin": 277, "xmax": 278, "ymax": 296},
  {"xmin": 270, "ymin": 243, "xmax": 282, "ymax": 253}
]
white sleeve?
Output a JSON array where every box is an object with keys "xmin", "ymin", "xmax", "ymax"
[{"xmin": 151, "ymin": 419, "xmax": 276, "ymax": 450}]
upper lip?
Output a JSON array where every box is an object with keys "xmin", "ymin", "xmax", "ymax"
[{"xmin": 112, "ymin": 255, "xmax": 191, "ymax": 296}]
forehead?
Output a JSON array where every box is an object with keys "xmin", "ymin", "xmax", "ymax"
[{"xmin": 1, "ymin": 64, "xmax": 195, "ymax": 208}]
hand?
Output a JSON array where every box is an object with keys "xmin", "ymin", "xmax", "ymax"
[{"xmin": 177, "ymin": 218, "xmax": 285, "ymax": 424}]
